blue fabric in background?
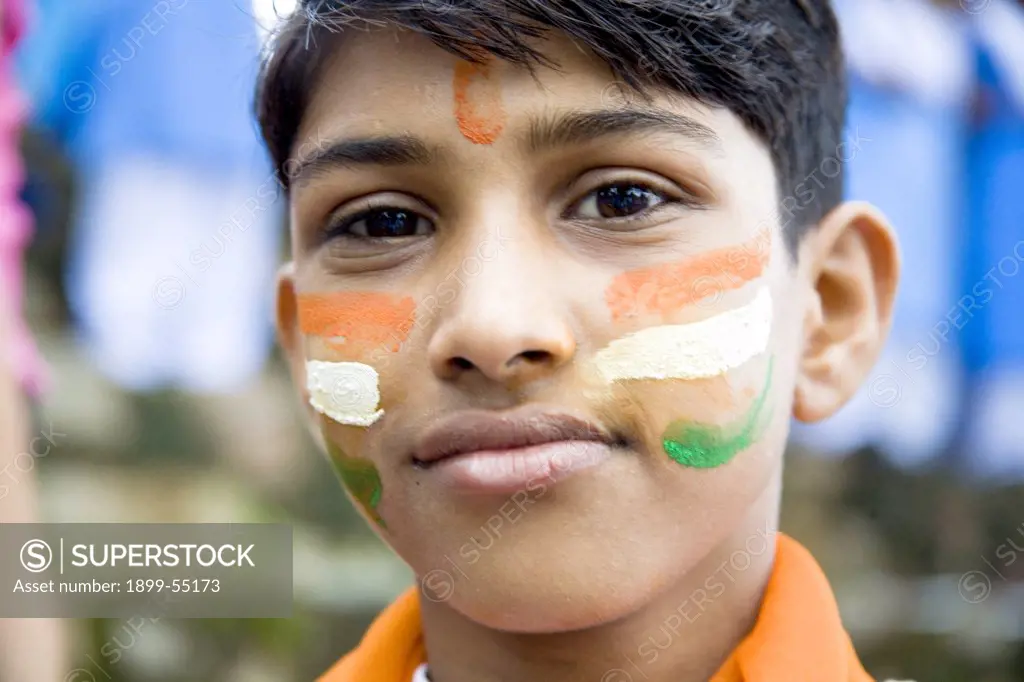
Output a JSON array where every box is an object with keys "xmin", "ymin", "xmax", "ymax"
[
  {"xmin": 962, "ymin": 44, "xmax": 1024, "ymax": 374},
  {"xmin": 14, "ymin": 0, "xmax": 113, "ymax": 141},
  {"xmin": 16, "ymin": 0, "xmax": 269, "ymax": 176},
  {"xmin": 845, "ymin": 73, "xmax": 968, "ymax": 346}
]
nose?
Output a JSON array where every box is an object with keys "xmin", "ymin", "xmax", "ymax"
[
  {"xmin": 431, "ymin": 326, "xmax": 576, "ymax": 387},
  {"xmin": 427, "ymin": 247, "xmax": 576, "ymax": 389}
]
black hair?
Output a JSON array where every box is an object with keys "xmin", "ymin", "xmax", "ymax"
[{"xmin": 255, "ymin": 0, "xmax": 846, "ymax": 254}]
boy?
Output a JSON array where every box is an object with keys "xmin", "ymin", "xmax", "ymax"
[{"xmin": 257, "ymin": 1, "xmax": 901, "ymax": 680}]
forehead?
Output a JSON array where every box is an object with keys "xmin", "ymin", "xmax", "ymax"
[
  {"xmin": 298, "ymin": 29, "xmax": 607, "ymax": 141},
  {"xmin": 293, "ymin": 27, "xmax": 773, "ymax": 188}
]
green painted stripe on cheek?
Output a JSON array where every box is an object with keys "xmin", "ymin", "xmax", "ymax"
[
  {"xmin": 325, "ymin": 438, "xmax": 387, "ymax": 529},
  {"xmin": 662, "ymin": 357, "xmax": 774, "ymax": 469}
]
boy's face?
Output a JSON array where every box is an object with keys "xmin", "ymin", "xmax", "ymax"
[{"xmin": 277, "ymin": 30, "xmax": 896, "ymax": 631}]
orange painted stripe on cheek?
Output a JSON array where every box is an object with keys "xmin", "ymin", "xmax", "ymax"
[
  {"xmin": 297, "ymin": 292, "xmax": 416, "ymax": 354},
  {"xmin": 605, "ymin": 228, "xmax": 771, "ymax": 321},
  {"xmin": 452, "ymin": 60, "xmax": 506, "ymax": 145}
]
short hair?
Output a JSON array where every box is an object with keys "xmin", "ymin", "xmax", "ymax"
[{"xmin": 255, "ymin": 0, "xmax": 846, "ymax": 255}]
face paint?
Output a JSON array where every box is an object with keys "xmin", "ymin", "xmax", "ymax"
[
  {"xmin": 298, "ymin": 292, "xmax": 416, "ymax": 355},
  {"xmin": 606, "ymin": 228, "xmax": 771, "ymax": 321},
  {"xmin": 325, "ymin": 438, "xmax": 386, "ymax": 528},
  {"xmin": 452, "ymin": 60, "xmax": 507, "ymax": 145},
  {"xmin": 595, "ymin": 288, "xmax": 772, "ymax": 383},
  {"xmin": 662, "ymin": 357, "xmax": 774, "ymax": 469},
  {"xmin": 307, "ymin": 360, "xmax": 384, "ymax": 427}
]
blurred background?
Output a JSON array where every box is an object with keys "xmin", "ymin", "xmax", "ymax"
[{"xmin": 2, "ymin": 0, "xmax": 1023, "ymax": 680}]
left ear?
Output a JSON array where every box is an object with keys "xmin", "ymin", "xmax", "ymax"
[{"xmin": 793, "ymin": 200, "xmax": 900, "ymax": 423}]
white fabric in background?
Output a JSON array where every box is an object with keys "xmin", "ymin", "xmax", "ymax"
[
  {"xmin": 833, "ymin": 0, "xmax": 974, "ymax": 108},
  {"xmin": 65, "ymin": 155, "xmax": 282, "ymax": 393},
  {"xmin": 411, "ymin": 664, "xmax": 430, "ymax": 682},
  {"xmin": 965, "ymin": 367, "xmax": 1024, "ymax": 481}
]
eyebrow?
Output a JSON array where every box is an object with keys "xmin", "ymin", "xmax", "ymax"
[
  {"xmin": 289, "ymin": 135, "xmax": 436, "ymax": 187},
  {"xmin": 524, "ymin": 108, "xmax": 724, "ymax": 156},
  {"xmin": 288, "ymin": 107, "xmax": 723, "ymax": 186}
]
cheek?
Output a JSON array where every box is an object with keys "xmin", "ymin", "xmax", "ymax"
[
  {"xmin": 595, "ymin": 229, "xmax": 777, "ymax": 469},
  {"xmin": 299, "ymin": 290, "xmax": 418, "ymax": 532}
]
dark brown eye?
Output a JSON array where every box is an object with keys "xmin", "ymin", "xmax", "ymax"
[
  {"xmin": 361, "ymin": 209, "xmax": 419, "ymax": 237},
  {"xmin": 575, "ymin": 183, "xmax": 667, "ymax": 220},
  {"xmin": 331, "ymin": 207, "xmax": 433, "ymax": 239}
]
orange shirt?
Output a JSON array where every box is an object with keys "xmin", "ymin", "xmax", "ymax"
[{"xmin": 319, "ymin": 534, "xmax": 876, "ymax": 682}]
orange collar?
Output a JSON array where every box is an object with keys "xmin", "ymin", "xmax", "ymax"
[
  {"xmin": 711, "ymin": 534, "xmax": 874, "ymax": 682},
  {"xmin": 319, "ymin": 534, "xmax": 873, "ymax": 682}
]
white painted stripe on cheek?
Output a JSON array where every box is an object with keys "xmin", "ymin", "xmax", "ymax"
[
  {"xmin": 306, "ymin": 360, "xmax": 384, "ymax": 427},
  {"xmin": 594, "ymin": 288, "xmax": 773, "ymax": 382}
]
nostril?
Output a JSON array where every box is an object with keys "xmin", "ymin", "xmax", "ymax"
[
  {"xmin": 512, "ymin": 350, "xmax": 552, "ymax": 366},
  {"xmin": 449, "ymin": 357, "xmax": 475, "ymax": 371},
  {"xmin": 439, "ymin": 348, "xmax": 562, "ymax": 382}
]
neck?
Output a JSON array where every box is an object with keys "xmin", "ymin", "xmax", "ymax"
[{"xmin": 420, "ymin": 479, "xmax": 781, "ymax": 682}]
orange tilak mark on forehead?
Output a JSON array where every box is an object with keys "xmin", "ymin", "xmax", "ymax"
[
  {"xmin": 452, "ymin": 60, "xmax": 507, "ymax": 145},
  {"xmin": 298, "ymin": 292, "xmax": 416, "ymax": 354},
  {"xmin": 605, "ymin": 227, "xmax": 771, "ymax": 321}
]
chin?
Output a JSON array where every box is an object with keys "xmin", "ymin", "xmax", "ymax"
[
  {"xmin": 401, "ymin": 501, "xmax": 705, "ymax": 634},
  {"xmin": 438, "ymin": 541, "xmax": 669, "ymax": 634}
]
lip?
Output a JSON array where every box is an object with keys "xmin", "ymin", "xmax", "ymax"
[{"xmin": 412, "ymin": 406, "xmax": 620, "ymax": 493}]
